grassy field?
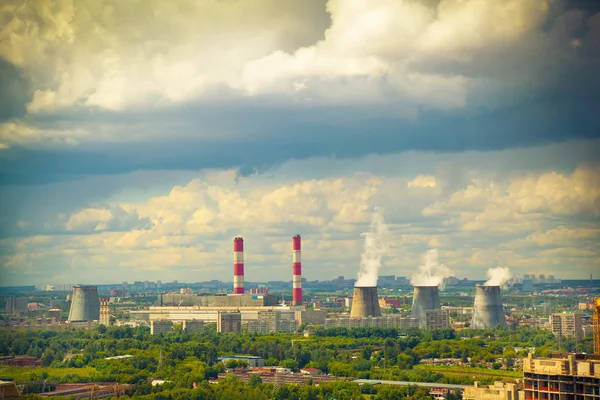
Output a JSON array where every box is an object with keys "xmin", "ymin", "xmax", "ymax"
[
  {"xmin": 415, "ymin": 364, "xmax": 521, "ymax": 382},
  {"xmin": 0, "ymin": 366, "xmax": 98, "ymax": 382}
]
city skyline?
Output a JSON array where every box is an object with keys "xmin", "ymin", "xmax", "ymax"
[{"xmin": 1, "ymin": 0, "xmax": 599, "ymax": 285}]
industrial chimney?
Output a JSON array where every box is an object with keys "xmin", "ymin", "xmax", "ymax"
[
  {"xmin": 350, "ymin": 286, "xmax": 382, "ymax": 318},
  {"xmin": 471, "ymin": 285, "xmax": 506, "ymax": 329},
  {"xmin": 411, "ymin": 286, "xmax": 441, "ymax": 329},
  {"xmin": 292, "ymin": 235, "xmax": 302, "ymax": 306},
  {"xmin": 68, "ymin": 285, "xmax": 100, "ymax": 322},
  {"xmin": 233, "ymin": 237, "xmax": 244, "ymax": 294}
]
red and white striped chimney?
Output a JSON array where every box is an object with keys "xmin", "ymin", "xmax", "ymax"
[
  {"xmin": 233, "ymin": 237, "xmax": 244, "ymax": 294},
  {"xmin": 292, "ymin": 235, "xmax": 302, "ymax": 305}
]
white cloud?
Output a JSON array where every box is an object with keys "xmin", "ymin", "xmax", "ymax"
[
  {"xmin": 0, "ymin": 0, "xmax": 580, "ymax": 113},
  {"xmin": 0, "ymin": 122, "xmax": 87, "ymax": 147}
]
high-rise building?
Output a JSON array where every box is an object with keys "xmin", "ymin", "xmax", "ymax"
[
  {"xmin": 217, "ymin": 311, "xmax": 241, "ymax": 333},
  {"xmin": 5, "ymin": 297, "xmax": 28, "ymax": 314},
  {"xmin": 426, "ymin": 309, "xmax": 450, "ymax": 330},
  {"xmin": 150, "ymin": 320, "xmax": 173, "ymax": 335},
  {"xmin": 523, "ymin": 353, "xmax": 600, "ymax": 399},
  {"xmin": 464, "ymin": 380, "xmax": 524, "ymax": 400},
  {"xmin": 99, "ymin": 298, "xmax": 110, "ymax": 326},
  {"xmin": 182, "ymin": 319, "xmax": 204, "ymax": 333},
  {"xmin": 551, "ymin": 312, "xmax": 583, "ymax": 340}
]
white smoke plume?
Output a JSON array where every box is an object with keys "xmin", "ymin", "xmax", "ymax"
[
  {"xmin": 484, "ymin": 266, "xmax": 511, "ymax": 287},
  {"xmin": 355, "ymin": 207, "xmax": 388, "ymax": 287},
  {"xmin": 410, "ymin": 249, "xmax": 453, "ymax": 290}
]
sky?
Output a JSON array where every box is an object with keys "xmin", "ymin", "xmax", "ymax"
[{"xmin": 0, "ymin": 0, "xmax": 599, "ymax": 286}]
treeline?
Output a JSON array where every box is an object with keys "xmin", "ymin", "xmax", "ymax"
[{"xmin": 23, "ymin": 377, "xmax": 436, "ymax": 400}]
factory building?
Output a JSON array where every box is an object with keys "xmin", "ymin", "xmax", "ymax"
[
  {"xmin": 523, "ymin": 353, "xmax": 600, "ymax": 399},
  {"xmin": 217, "ymin": 311, "xmax": 242, "ymax": 333},
  {"xmin": 551, "ymin": 312, "xmax": 584, "ymax": 340},
  {"xmin": 150, "ymin": 320, "xmax": 173, "ymax": 335},
  {"xmin": 425, "ymin": 310, "xmax": 450, "ymax": 330}
]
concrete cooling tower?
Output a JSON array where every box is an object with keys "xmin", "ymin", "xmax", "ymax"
[
  {"xmin": 411, "ymin": 286, "xmax": 441, "ymax": 329},
  {"xmin": 68, "ymin": 285, "xmax": 100, "ymax": 322},
  {"xmin": 350, "ymin": 287, "xmax": 382, "ymax": 318},
  {"xmin": 471, "ymin": 285, "xmax": 506, "ymax": 329}
]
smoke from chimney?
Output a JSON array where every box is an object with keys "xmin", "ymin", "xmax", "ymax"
[
  {"xmin": 355, "ymin": 207, "xmax": 388, "ymax": 287},
  {"xmin": 484, "ymin": 266, "xmax": 511, "ymax": 287},
  {"xmin": 410, "ymin": 249, "xmax": 453, "ymax": 289}
]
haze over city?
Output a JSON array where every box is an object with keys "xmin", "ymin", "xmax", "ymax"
[{"xmin": 1, "ymin": 0, "xmax": 599, "ymax": 286}]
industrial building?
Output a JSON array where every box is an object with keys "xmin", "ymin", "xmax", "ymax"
[
  {"xmin": 523, "ymin": 353, "xmax": 600, "ymax": 399},
  {"xmin": 471, "ymin": 285, "xmax": 506, "ymax": 329},
  {"xmin": 425, "ymin": 310, "xmax": 450, "ymax": 330},
  {"xmin": 217, "ymin": 311, "xmax": 242, "ymax": 333},
  {"xmin": 411, "ymin": 286, "xmax": 441, "ymax": 329},
  {"xmin": 551, "ymin": 312, "xmax": 584, "ymax": 340},
  {"xmin": 463, "ymin": 380, "xmax": 524, "ymax": 400},
  {"xmin": 68, "ymin": 286, "xmax": 100, "ymax": 322}
]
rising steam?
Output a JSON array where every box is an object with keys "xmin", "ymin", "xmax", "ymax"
[
  {"xmin": 355, "ymin": 207, "xmax": 388, "ymax": 287},
  {"xmin": 410, "ymin": 249, "xmax": 453, "ymax": 290},
  {"xmin": 484, "ymin": 266, "xmax": 511, "ymax": 287}
]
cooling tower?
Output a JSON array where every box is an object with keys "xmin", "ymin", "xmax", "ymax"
[
  {"xmin": 411, "ymin": 286, "xmax": 441, "ymax": 329},
  {"xmin": 471, "ymin": 285, "xmax": 506, "ymax": 329},
  {"xmin": 68, "ymin": 285, "xmax": 100, "ymax": 322},
  {"xmin": 350, "ymin": 286, "xmax": 382, "ymax": 318}
]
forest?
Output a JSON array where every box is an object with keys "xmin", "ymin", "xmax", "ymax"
[{"xmin": 0, "ymin": 324, "xmax": 591, "ymax": 399}]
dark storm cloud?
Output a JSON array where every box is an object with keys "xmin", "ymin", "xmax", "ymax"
[{"xmin": 0, "ymin": 58, "xmax": 32, "ymax": 121}]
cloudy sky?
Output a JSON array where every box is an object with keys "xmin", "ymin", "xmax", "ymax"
[{"xmin": 1, "ymin": 0, "xmax": 599, "ymax": 286}]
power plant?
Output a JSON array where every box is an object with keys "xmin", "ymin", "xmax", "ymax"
[
  {"xmin": 411, "ymin": 286, "xmax": 441, "ymax": 329},
  {"xmin": 68, "ymin": 285, "xmax": 100, "ymax": 322},
  {"xmin": 471, "ymin": 285, "xmax": 506, "ymax": 329},
  {"xmin": 233, "ymin": 237, "xmax": 244, "ymax": 294},
  {"xmin": 292, "ymin": 235, "xmax": 302, "ymax": 306},
  {"xmin": 350, "ymin": 286, "xmax": 382, "ymax": 318}
]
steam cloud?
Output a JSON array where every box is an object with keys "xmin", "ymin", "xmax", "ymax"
[
  {"xmin": 355, "ymin": 207, "xmax": 388, "ymax": 287},
  {"xmin": 484, "ymin": 266, "xmax": 511, "ymax": 287},
  {"xmin": 410, "ymin": 249, "xmax": 453, "ymax": 289}
]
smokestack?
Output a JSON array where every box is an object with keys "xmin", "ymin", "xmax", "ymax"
[
  {"xmin": 350, "ymin": 286, "xmax": 382, "ymax": 318},
  {"xmin": 68, "ymin": 286, "xmax": 100, "ymax": 322},
  {"xmin": 411, "ymin": 286, "xmax": 441, "ymax": 329},
  {"xmin": 233, "ymin": 237, "xmax": 244, "ymax": 294},
  {"xmin": 471, "ymin": 285, "xmax": 506, "ymax": 329},
  {"xmin": 292, "ymin": 235, "xmax": 302, "ymax": 306}
]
